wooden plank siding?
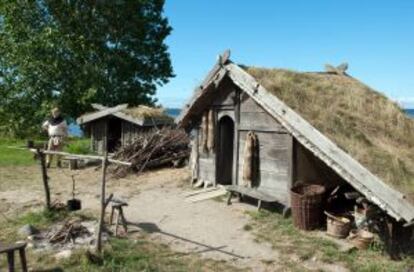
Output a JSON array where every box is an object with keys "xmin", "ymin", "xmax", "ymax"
[
  {"xmin": 239, "ymin": 93, "xmax": 287, "ymax": 133},
  {"xmin": 91, "ymin": 119, "xmax": 107, "ymax": 154},
  {"xmin": 237, "ymin": 130, "xmax": 292, "ymax": 205},
  {"xmin": 198, "ymin": 156, "xmax": 215, "ymax": 183},
  {"xmin": 121, "ymin": 121, "xmax": 154, "ymax": 147},
  {"xmin": 237, "ymin": 94, "xmax": 293, "ymax": 205}
]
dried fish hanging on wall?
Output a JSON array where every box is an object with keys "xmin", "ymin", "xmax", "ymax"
[
  {"xmin": 200, "ymin": 110, "xmax": 215, "ymax": 153},
  {"xmin": 190, "ymin": 132, "xmax": 199, "ymax": 182},
  {"xmin": 200, "ymin": 111, "xmax": 209, "ymax": 153},
  {"xmin": 206, "ymin": 109, "xmax": 215, "ymax": 152},
  {"xmin": 242, "ymin": 131, "xmax": 258, "ymax": 187}
]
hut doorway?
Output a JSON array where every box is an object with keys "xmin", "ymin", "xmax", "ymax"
[
  {"xmin": 216, "ymin": 116, "xmax": 234, "ymax": 185},
  {"xmin": 107, "ymin": 117, "xmax": 122, "ymax": 152}
]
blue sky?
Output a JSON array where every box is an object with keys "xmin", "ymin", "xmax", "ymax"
[{"xmin": 156, "ymin": 1, "xmax": 414, "ymax": 108}]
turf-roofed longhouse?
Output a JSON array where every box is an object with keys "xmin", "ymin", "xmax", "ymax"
[{"xmin": 177, "ymin": 50, "xmax": 414, "ymax": 224}]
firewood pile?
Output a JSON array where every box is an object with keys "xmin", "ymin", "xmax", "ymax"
[
  {"xmin": 48, "ymin": 219, "xmax": 91, "ymax": 244},
  {"xmin": 111, "ymin": 128, "xmax": 190, "ymax": 177}
]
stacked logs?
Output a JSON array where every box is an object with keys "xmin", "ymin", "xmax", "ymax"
[{"xmin": 111, "ymin": 128, "xmax": 190, "ymax": 177}]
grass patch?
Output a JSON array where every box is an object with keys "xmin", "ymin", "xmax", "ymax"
[
  {"xmin": 49, "ymin": 237, "xmax": 244, "ymax": 272},
  {"xmin": 23, "ymin": 237, "xmax": 246, "ymax": 272},
  {"xmin": 0, "ymin": 138, "xmax": 37, "ymax": 167},
  {"xmin": 0, "ymin": 137, "xmax": 91, "ymax": 167},
  {"xmin": 248, "ymin": 210, "xmax": 414, "ymax": 272},
  {"xmin": 64, "ymin": 137, "xmax": 91, "ymax": 154},
  {"xmin": 0, "ymin": 209, "xmax": 73, "ymax": 243}
]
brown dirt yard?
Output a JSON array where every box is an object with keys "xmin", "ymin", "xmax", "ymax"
[{"xmin": 1, "ymin": 164, "xmax": 349, "ymax": 271}]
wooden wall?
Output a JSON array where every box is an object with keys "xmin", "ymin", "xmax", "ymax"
[
  {"xmin": 89, "ymin": 117, "xmax": 154, "ymax": 154},
  {"xmin": 90, "ymin": 119, "xmax": 107, "ymax": 154},
  {"xmin": 238, "ymin": 93, "xmax": 293, "ymax": 204},
  {"xmin": 121, "ymin": 121, "xmax": 153, "ymax": 146}
]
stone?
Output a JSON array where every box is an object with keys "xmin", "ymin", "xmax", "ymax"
[{"xmin": 18, "ymin": 224, "xmax": 39, "ymax": 236}]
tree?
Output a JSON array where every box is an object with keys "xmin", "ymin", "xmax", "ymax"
[{"xmin": 0, "ymin": 0, "xmax": 173, "ymax": 138}]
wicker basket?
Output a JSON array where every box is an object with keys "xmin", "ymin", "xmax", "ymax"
[
  {"xmin": 325, "ymin": 212, "xmax": 351, "ymax": 238},
  {"xmin": 291, "ymin": 184, "xmax": 326, "ymax": 230}
]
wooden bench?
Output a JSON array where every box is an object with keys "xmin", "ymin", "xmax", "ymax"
[
  {"xmin": 225, "ymin": 185, "xmax": 290, "ymax": 217},
  {"xmin": 0, "ymin": 242, "xmax": 27, "ymax": 272},
  {"xmin": 62, "ymin": 157, "xmax": 79, "ymax": 170}
]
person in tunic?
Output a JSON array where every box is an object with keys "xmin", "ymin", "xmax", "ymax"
[{"xmin": 42, "ymin": 107, "xmax": 68, "ymax": 168}]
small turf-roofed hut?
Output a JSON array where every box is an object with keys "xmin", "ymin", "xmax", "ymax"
[
  {"xmin": 177, "ymin": 50, "xmax": 414, "ymax": 225},
  {"xmin": 77, "ymin": 104, "xmax": 173, "ymax": 153}
]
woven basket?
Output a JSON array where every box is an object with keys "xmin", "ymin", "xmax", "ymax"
[
  {"xmin": 326, "ymin": 212, "xmax": 351, "ymax": 238},
  {"xmin": 291, "ymin": 184, "xmax": 326, "ymax": 230}
]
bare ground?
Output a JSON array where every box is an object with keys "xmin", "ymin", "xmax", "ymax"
[{"xmin": 0, "ymin": 165, "xmax": 346, "ymax": 271}]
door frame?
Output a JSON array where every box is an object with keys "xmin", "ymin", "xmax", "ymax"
[{"xmin": 215, "ymin": 110, "xmax": 236, "ymax": 186}]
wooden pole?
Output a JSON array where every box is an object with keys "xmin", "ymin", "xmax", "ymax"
[
  {"xmin": 37, "ymin": 149, "xmax": 51, "ymax": 210},
  {"xmin": 28, "ymin": 149, "xmax": 131, "ymax": 166},
  {"xmin": 96, "ymin": 152, "xmax": 109, "ymax": 253}
]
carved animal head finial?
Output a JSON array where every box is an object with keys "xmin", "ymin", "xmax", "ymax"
[
  {"xmin": 325, "ymin": 62, "xmax": 349, "ymax": 75},
  {"xmin": 218, "ymin": 49, "xmax": 231, "ymax": 65}
]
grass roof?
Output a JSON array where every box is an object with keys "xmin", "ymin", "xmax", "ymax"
[
  {"xmin": 246, "ymin": 67, "xmax": 414, "ymax": 201},
  {"xmin": 122, "ymin": 105, "xmax": 173, "ymax": 121}
]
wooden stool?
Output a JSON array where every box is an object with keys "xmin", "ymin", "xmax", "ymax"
[
  {"xmin": 0, "ymin": 242, "xmax": 27, "ymax": 272},
  {"xmin": 109, "ymin": 201, "xmax": 128, "ymax": 236}
]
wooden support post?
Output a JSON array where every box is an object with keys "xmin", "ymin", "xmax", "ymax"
[
  {"xmin": 119, "ymin": 207, "xmax": 128, "ymax": 233},
  {"xmin": 115, "ymin": 211, "xmax": 120, "ymax": 236},
  {"xmin": 7, "ymin": 251, "xmax": 14, "ymax": 272},
  {"xmin": 110, "ymin": 207, "xmax": 115, "ymax": 225},
  {"xmin": 257, "ymin": 200, "xmax": 262, "ymax": 211},
  {"xmin": 37, "ymin": 149, "xmax": 51, "ymax": 210},
  {"xmin": 96, "ymin": 152, "xmax": 109, "ymax": 253},
  {"xmin": 18, "ymin": 247, "xmax": 27, "ymax": 272},
  {"xmin": 227, "ymin": 191, "xmax": 233, "ymax": 205}
]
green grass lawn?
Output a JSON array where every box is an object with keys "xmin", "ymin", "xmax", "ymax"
[
  {"xmin": 0, "ymin": 138, "xmax": 36, "ymax": 167},
  {"xmin": 0, "ymin": 137, "xmax": 91, "ymax": 167}
]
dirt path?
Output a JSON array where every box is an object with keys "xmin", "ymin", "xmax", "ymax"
[{"xmin": 0, "ymin": 165, "xmax": 348, "ymax": 271}]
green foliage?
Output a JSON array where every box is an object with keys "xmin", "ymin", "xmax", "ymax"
[
  {"xmin": 0, "ymin": 0, "xmax": 173, "ymax": 138},
  {"xmin": 64, "ymin": 138, "xmax": 91, "ymax": 155}
]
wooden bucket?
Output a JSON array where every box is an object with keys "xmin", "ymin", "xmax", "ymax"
[{"xmin": 325, "ymin": 211, "xmax": 351, "ymax": 238}]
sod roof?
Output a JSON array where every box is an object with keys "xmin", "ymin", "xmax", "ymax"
[
  {"xmin": 122, "ymin": 105, "xmax": 173, "ymax": 121},
  {"xmin": 245, "ymin": 67, "xmax": 414, "ymax": 201}
]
